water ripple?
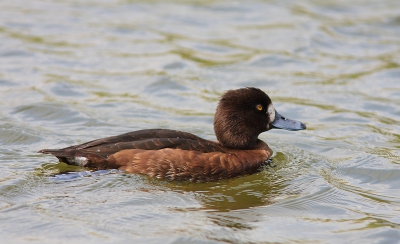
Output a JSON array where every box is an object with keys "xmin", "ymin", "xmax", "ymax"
[{"xmin": 1, "ymin": 0, "xmax": 400, "ymax": 243}]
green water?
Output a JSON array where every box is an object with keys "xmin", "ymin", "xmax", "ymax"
[{"xmin": 1, "ymin": 0, "xmax": 400, "ymax": 243}]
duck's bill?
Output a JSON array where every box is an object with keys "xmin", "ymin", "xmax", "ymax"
[{"xmin": 270, "ymin": 110, "xmax": 306, "ymax": 131}]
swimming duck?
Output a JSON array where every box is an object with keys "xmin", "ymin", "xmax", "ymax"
[{"xmin": 38, "ymin": 87, "xmax": 306, "ymax": 182}]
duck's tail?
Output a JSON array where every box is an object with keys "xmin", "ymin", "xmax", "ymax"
[
  {"xmin": 38, "ymin": 148, "xmax": 69, "ymax": 156},
  {"xmin": 38, "ymin": 148, "xmax": 107, "ymax": 168}
]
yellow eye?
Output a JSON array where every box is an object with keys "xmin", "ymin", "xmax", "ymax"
[{"xmin": 256, "ymin": 104, "xmax": 263, "ymax": 111}]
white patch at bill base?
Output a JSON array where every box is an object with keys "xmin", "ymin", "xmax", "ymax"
[{"xmin": 268, "ymin": 104, "xmax": 275, "ymax": 122}]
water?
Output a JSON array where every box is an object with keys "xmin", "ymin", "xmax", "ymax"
[{"xmin": 1, "ymin": 0, "xmax": 400, "ymax": 243}]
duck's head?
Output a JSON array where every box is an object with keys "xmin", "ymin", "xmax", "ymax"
[{"xmin": 214, "ymin": 87, "xmax": 306, "ymax": 149}]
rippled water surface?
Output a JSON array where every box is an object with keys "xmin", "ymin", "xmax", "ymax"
[{"xmin": 1, "ymin": 0, "xmax": 400, "ymax": 243}]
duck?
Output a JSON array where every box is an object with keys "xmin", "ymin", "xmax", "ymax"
[{"xmin": 38, "ymin": 87, "xmax": 306, "ymax": 182}]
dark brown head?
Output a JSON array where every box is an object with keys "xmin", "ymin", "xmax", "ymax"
[{"xmin": 214, "ymin": 87, "xmax": 306, "ymax": 149}]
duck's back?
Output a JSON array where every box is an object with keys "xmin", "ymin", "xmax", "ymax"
[{"xmin": 39, "ymin": 129, "xmax": 226, "ymax": 160}]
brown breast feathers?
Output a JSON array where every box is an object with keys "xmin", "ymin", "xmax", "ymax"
[{"xmin": 108, "ymin": 140, "xmax": 271, "ymax": 182}]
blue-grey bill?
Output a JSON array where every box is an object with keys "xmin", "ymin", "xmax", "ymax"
[{"xmin": 270, "ymin": 110, "xmax": 306, "ymax": 131}]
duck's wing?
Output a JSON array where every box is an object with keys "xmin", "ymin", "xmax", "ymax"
[
  {"xmin": 71, "ymin": 129, "xmax": 202, "ymax": 150},
  {"xmin": 38, "ymin": 129, "xmax": 225, "ymax": 160},
  {"xmin": 79, "ymin": 137, "xmax": 225, "ymax": 157}
]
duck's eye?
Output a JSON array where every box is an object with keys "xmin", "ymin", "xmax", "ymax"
[{"xmin": 256, "ymin": 104, "xmax": 263, "ymax": 111}]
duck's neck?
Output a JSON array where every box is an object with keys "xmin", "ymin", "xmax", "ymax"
[
  {"xmin": 217, "ymin": 132, "xmax": 259, "ymax": 149},
  {"xmin": 214, "ymin": 119, "xmax": 260, "ymax": 150}
]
